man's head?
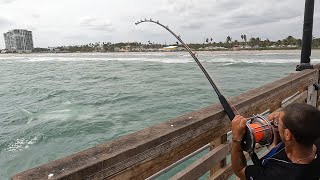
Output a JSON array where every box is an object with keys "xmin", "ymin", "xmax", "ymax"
[{"xmin": 279, "ymin": 103, "xmax": 320, "ymax": 147}]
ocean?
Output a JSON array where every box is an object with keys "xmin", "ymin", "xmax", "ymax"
[{"xmin": 1, "ymin": 50, "xmax": 320, "ymax": 179}]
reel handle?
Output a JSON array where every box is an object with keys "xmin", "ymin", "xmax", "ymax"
[{"xmin": 242, "ymin": 124, "xmax": 255, "ymax": 152}]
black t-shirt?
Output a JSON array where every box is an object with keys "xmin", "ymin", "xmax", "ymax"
[{"xmin": 245, "ymin": 139, "xmax": 320, "ymax": 180}]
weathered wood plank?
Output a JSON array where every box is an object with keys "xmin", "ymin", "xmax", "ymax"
[
  {"xmin": 170, "ymin": 142, "xmax": 231, "ymax": 180},
  {"xmin": 209, "ymin": 147, "xmax": 266, "ymax": 180},
  {"xmin": 232, "ymin": 69, "xmax": 317, "ymax": 117},
  {"xmin": 102, "ymin": 124, "xmax": 231, "ymax": 180},
  {"xmin": 11, "ymin": 69, "xmax": 318, "ymax": 180},
  {"xmin": 282, "ymin": 91, "xmax": 308, "ymax": 107},
  {"xmin": 313, "ymin": 63, "xmax": 320, "ymax": 70}
]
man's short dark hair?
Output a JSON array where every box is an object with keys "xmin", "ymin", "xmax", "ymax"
[{"xmin": 282, "ymin": 103, "xmax": 320, "ymax": 146}]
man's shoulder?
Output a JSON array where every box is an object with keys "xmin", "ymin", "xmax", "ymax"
[
  {"xmin": 315, "ymin": 138, "xmax": 320, "ymax": 147},
  {"xmin": 308, "ymin": 138, "xmax": 320, "ymax": 176},
  {"xmin": 245, "ymin": 163, "xmax": 296, "ymax": 180}
]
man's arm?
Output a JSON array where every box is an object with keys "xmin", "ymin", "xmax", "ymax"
[
  {"xmin": 231, "ymin": 140, "xmax": 247, "ymax": 179},
  {"xmin": 231, "ymin": 115, "xmax": 247, "ymax": 180}
]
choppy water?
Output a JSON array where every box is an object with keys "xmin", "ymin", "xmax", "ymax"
[{"xmin": 1, "ymin": 50, "xmax": 320, "ymax": 179}]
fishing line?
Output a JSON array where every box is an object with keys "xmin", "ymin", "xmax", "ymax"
[
  {"xmin": 135, "ymin": 19, "xmax": 237, "ymax": 120},
  {"xmin": 135, "ymin": 19, "xmax": 273, "ymax": 166}
]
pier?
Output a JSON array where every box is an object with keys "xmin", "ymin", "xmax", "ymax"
[{"xmin": 11, "ymin": 64, "xmax": 320, "ymax": 180}]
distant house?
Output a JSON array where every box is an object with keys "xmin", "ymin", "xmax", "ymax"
[
  {"xmin": 232, "ymin": 45, "xmax": 240, "ymax": 51},
  {"xmin": 253, "ymin": 45, "xmax": 261, "ymax": 49},
  {"xmin": 162, "ymin": 45, "xmax": 178, "ymax": 52},
  {"xmin": 287, "ymin": 45, "xmax": 298, "ymax": 48},
  {"xmin": 114, "ymin": 47, "xmax": 121, "ymax": 52},
  {"xmin": 177, "ymin": 47, "xmax": 186, "ymax": 51},
  {"xmin": 48, "ymin": 47, "xmax": 60, "ymax": 53},
  {"xmin": 124, "ymin": 45, "xmax": 131, "ymax": 52},
  {"xmin": 242, "ymin": 45, "xmax": 252, "ymax": 49},
  {"xmin": 95, "ymin": 45, "xmax": 104, "ymax": 52},
  {"xmin": 267, "ymin": 45, "xmax": 277, "ymax": 48}
]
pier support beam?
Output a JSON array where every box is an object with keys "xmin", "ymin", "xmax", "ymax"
[{"xmin": 297, "ymin": 0, "xmax": 315, "ymax": 71}]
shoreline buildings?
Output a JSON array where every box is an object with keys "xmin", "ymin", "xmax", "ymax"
[{"xmin": 3, "ymin": 29, "xmax": 33, "ymax": 53}]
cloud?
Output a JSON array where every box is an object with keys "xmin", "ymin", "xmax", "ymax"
[
  {"xmin": 0, "ymin": 0, "xmax": 315, "ymax": 48},
  {"xmin": 32, "ymin": 14, "xmax": 40, "ymax": 18},
  {"xmin": 223, "ymin": 11, "xmax": 301, "ymax": 28},
  {"xmin": 0, "ymin": 16, "xmax": 12, "ymax": 26},
  {"xmin": 212, "ymin": 0, "xmax": 303, "ymax": 28},
  {"xmin": 80, "ymin": 17, "xmax": 114, "ymax": 32},
  {"xmin": 181, "ymin": 22, "xmax": 204, "ymax": 29},
  {"xmin": 0, "ymin": 0, "xmax": 16, "ymax": 4}
]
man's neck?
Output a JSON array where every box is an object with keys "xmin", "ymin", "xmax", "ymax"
[{"xmin": 285, "ymin": 143, "xmax": 316, "ymax": 164}]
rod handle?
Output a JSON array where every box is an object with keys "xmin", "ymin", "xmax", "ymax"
[{"xmin": 218, "ymin": 95, "xmax": 235, "ymax": 120}]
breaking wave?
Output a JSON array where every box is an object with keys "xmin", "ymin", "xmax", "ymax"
[{"xmin": 2, "ymin": 56, "xmax": 320, "ymax": 64}]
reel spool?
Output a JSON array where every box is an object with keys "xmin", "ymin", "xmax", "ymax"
[{"xmin": 242, "ymin": 115, "xmax": 274, "ymax": 152}]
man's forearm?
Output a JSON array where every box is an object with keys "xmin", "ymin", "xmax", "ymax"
[{"xmin": 231, "ymin": 142, "xmax": 247, "ymax": 179}]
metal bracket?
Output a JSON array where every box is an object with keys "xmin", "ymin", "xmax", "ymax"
[
  {"xmin": 313, "ymin": 84, "xmax": 320, "ymax": 91},
  {"xmin": 296, "ymin": 63, "xmax": 314, "ymax": 71}
]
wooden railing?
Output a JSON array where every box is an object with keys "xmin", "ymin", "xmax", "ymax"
[{"xmin": 12, "ymin": 65, "xmax": 320, "ymax": 180}]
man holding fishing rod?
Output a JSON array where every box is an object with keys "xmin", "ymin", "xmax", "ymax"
[{"xmin": 231, "ymin": 103, "xmax": 320, "ymax": 180}]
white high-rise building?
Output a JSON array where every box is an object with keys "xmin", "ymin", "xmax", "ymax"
[{"xmin": 3, "ymin": 29, "xmax": 34, "ymax": 53}]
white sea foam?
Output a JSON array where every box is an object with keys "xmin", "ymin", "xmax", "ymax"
[
  {"xmin": 6, "ymin": 137, "xmax": 38, "ymax": 152},
  {"xmin": 203, "ymin": 58, "xmax": 320, "ymax": 64},
  {"xmin": 8, "ymin": 57, "xmax": 320, "ymax": 64},
  {"xmin": 1, "ymin": 53, "xmax": 320, "ymax": 64}
]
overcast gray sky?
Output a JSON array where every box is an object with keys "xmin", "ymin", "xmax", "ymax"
[{"xmin": 0, "ymin": 0, "xmax": 319, "ymax": 48}]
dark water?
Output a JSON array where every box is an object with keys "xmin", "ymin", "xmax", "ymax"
[{"xmin": 1, "ymin": 50, "xmax": 320, "ymax": 179}]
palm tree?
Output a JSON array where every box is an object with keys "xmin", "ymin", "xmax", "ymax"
[
  {"xmin": 286, "ymin": 36, "xmax": 296, "ymax": 46},
  {"xmin": 226, "ymin": 36, "xmax": 232, "ymax": 43}
]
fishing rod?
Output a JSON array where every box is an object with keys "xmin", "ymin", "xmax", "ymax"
[
  {"xmin": 135, "ymin": 18, "xmax": 235, "ymax": 120},
  {"xmin": 135, "ymin": 19, "xmax": 274, "ymax": 165}
]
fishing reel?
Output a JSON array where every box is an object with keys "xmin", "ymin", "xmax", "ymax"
[{"xmin": 241, "ymin": 115, "xmax": 274, "ymax": 152}]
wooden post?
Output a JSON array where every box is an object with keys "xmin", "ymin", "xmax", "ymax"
[
  {"xmin": 313, "ymin": 64, "xmax": 320, "ymax": 108},
  {"xmin": 209, "ymin": 134, "xmax": 227, "ymax": 175},
  {"xmin": 307, "ymin": 84, "xmax": 317, "ymax": 106},
  {"xmin": 307, "ymin": 69, "xmax": 319, "ymax": 107}
]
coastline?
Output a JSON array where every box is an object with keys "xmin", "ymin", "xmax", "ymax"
[{"xmin": 1, "ymin": 48, "xmax": 320, "ymax": 55}]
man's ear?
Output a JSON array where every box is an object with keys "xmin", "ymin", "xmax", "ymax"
[{"xmin": 284, "ymin": 129, "xmax": 293, "ymax": 141}]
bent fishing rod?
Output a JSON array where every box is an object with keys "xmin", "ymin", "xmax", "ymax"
[
  {"xmin": 135, "ymin": 19, "xmax": 272, "ymax": 165},
  {"xmin": 135, "ymin": 19, "xmax": 235, "ymax": 120}
]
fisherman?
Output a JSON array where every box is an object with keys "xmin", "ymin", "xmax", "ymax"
[{"xmin": 231, "ymin": 103, "xmax": 320, "ymax": 179}]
